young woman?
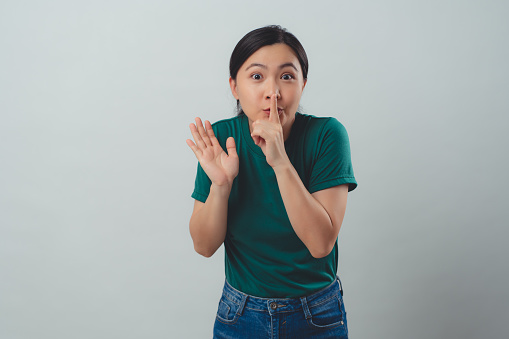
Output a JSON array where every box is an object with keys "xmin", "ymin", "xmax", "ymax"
[{"xmin": 186, "ymin": 25, "xmax": 357, "ymax": 338}]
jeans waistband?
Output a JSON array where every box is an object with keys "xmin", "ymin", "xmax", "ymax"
[{"xmin": 221, "ymin": 277, "xmax": 343, "ymax": 314}]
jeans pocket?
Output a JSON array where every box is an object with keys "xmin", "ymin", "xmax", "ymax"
[
  {"xmin": 216, "ymin": 295, "xmax": 240, "ymax": 325},
  {"xmin": 307, "ymin": 295, "xmax": 345, "ymax": 329}
]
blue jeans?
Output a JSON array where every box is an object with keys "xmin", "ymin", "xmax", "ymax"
[{"xmin": 213, "ymin": 276, "xmax": 348, "ymax": 338}]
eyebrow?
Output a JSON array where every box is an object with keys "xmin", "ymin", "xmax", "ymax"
[{"xmin": 245, "ymin": 62, "xmax": 299, "ymax": 72}]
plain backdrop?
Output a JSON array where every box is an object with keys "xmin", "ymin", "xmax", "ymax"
[{"xmin": 1, "ymin": 1, "xmax": 508, "ymax": 338}]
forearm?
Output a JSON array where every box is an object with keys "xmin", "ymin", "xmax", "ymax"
[
  {"xmin": 189, "ymin": 184, "xmax": 231, "ymax": 257},
  {"xmin": 273, "ymin": 163, "xmax": 335, "ymax": 258}
]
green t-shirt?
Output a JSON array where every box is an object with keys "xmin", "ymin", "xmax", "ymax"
[{"xmin": 192, "ymin": 112, "xmax": 357, "ymax": 298}]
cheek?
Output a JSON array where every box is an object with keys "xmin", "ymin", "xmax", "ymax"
[
  {"xmin": 286, "ymin": 92, "xmax": 301, "ymax": 106},
  {"xmin": 237, "ymin": 85, "xmax": 257, "ymax": 102}
]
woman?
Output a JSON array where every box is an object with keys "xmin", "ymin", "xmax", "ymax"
[{"xmin": 186, "ymin": 25, "xmax": 357, "ymax": 338}]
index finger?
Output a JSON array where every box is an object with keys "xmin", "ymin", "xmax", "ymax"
[
  {"xmin": 205, "ymin": 120, "xmax": 220, "ymax": 146},
  {"xmin": 269, "ymin": 93, "xmax": 280, "ymax": 123}
]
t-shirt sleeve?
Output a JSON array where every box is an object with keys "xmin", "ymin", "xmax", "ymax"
[
  {"xmin": 191, "ymin": 162, "xmax": 212, "ymax": 203},
  {"xmin": 308, "ymin": 118, "xmax": 358, "ymax": 193}
]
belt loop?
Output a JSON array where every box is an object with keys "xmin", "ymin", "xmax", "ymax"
[
  {"xmin": 337, "ymin": 275, "xmax": 344, "ymax": 296},
  {"xmin": 300, "ymin": 297, "xmax": 312, "ymax": 319},
  {"xmin": 237, "ymin": 293, "xmax": 248, "ymax": 316}
]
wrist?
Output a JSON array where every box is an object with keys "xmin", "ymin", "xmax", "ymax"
[
  {"xmin": 272, "ymin": 159, "xmax": 293, "ymax": 175},
  {"xmin": 269, "ymin": 151, "xmax": 291, "ymax": 169},
  {"xmin": 210, "ymin": 182, "xmax": 232, "ymax": 198}
]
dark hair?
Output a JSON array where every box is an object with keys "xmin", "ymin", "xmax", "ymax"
[{"xmin": 229, "ymin": 25, "xmax": 308, "ymax": 116}]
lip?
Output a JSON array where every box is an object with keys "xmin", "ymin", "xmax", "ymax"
[{"xmin": 263, "ymin": 107, "xmax": 284, "ymax": 115}]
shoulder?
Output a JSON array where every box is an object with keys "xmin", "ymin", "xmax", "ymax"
[
  {"xmin": 295, "ymin": 112, "xmax": 349, "ymax": 140},
  {"xmin": 208, "ymin": 115, "xmax": 243, "ymax": 142},
  {"xmin": 211, "ymin": 115, "xmax": 243, "ymax": 130}
]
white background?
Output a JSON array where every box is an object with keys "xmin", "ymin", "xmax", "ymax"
[{"xmin": 1, "ymin": 1, "xmax": 508, "ymax": 338}]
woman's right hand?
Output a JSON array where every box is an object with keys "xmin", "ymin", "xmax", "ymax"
[{"xmin": 186, "ymin": 118, "xmax": 239, "ymax": 187}]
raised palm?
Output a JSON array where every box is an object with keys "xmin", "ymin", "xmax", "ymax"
[{"xmin": 186, "ymin": 118, "xmax": 239, "ymax": 187}]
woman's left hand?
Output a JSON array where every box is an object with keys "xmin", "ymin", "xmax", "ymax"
[{"xmin": 250, "ymin": 94, "xmax": 291, "ymax": 168}]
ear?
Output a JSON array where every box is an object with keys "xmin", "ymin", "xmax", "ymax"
[
  {"xmin": 302, "ymin": 79, "xmax": 307, "ymax": 91},
  {"xmin": 229, "ymin": 77, "xmax": 239, "ymax": 100}
]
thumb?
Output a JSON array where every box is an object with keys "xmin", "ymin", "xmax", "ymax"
[{"xmin": 226, "ymin": 137, "xmax": 237, "ymax": 157}]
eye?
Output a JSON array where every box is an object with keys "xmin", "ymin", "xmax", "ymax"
[
  {"xmin": 281, "ymin": 73, "xmax": 294, "ymax": 80},
  {"xmin": 251, "ymin": 73, "xmax": 262, "ymax": 80}
]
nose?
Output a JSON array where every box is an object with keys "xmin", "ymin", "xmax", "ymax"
[{"xmin": 265, "ymin": 80, "xmax": 281, "ymax": 100}]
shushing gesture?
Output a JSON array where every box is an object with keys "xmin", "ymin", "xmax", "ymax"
[
  {"xmin": 186, "ymin": 118, "xmax": 239, "ymax": 187},
  {"xmin": 250, "ymin": 94, "xmax": 290, "ymax": 169}
]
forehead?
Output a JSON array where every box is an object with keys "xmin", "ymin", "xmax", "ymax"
[{"xmin": 241, "ymin": 43, "xmax": 301, "ymax": 71}]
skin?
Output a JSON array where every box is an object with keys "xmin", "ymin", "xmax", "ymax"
[{"xmin": 186, "ymin": 43, "xmax": 349, "ymax": 258}]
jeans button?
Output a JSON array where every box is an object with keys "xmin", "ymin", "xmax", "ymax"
[{"xmin": 270, "ymin": 302, "xmax": 277, "ymax": 310}]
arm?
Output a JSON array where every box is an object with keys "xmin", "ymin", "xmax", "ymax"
[
  {"xmin": 273, "ymin": 164, "xmax": 349, "ymax": 258},
  {"xmin": 189, "ymin": 184, "xmax": 231, "ymax": 257},
  {"xmin": 250, "ymin": 94, "xmax": 350, "ymax": 258},
  {"xmin": 186, "ymin": 118, "xmax": 238, "ymax": 257}
]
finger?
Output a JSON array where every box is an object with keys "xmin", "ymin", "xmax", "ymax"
[
  {"xmin": 251, "ymin": 122, "xmax": 271, "ymax": 142},
  {"xmin": 186, "ymin": 139, "xmax": 201, "ymax": 157},
  {"xmin": 269, "ymin": 93, "xmax": 280, "ymax": 123},
  {"xmin": 205, "ymin": 120, "xmax": 220, "ymax": 147},
  {"xmin": 251, "ymin": 122, "xmax": 261, "ymax": 145},
  {"xmin": 195, "ymin": 117, "xmax": 212, "ymax": 147},
  {"xmin": 225, "ymin": 137, "xmax": 237, "ymax": 157},
  {"xmin": 189, "ymin": 122, "xmax": 207, "ymax": 149}
]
